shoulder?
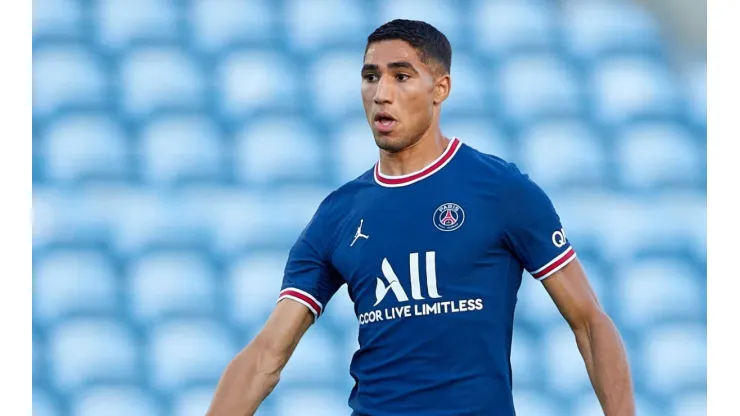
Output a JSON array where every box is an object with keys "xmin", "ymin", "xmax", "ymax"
[{"xmin": 458, "ymin": 141, "xmax": 531, "ymax": 188}]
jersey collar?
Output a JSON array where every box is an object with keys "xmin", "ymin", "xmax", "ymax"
[{"xmin": 374, "ymin": 137, "xmax": 461, "ymax": 188}]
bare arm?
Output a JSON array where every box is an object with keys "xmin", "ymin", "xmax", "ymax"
[
  {"xmin": 206, "ymin": 300, "xmax": 314, "ymax": 416},
  {"xmin": 542, "ymin": 259, "xmax": 635, "ymax": 416}
]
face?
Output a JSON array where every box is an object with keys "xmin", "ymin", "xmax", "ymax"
[{"xmin": 361, "ymin": 40, "xmax": 450, "ymax": 152}]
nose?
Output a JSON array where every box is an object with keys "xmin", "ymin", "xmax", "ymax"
[{"xmin": 373, "ymin": 77, "xmax": 393, "ymax": 105}]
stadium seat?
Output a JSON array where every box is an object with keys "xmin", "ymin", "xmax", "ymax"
[
  {"xmin": 309, "ymin": 51, "xmax": 365, "ymax": 119},
  {"xmin": 274, "ymin": 389, "xmax": 349, "ymax": 416},
  {"xmin": 33, "ymin": 387, "xmax": 61, "ymax": 416},
  {"xmin": 615, "ymin": 122, "xmax": 703, "ymax": 190},
  {"xmin": 149, "ymin": 318, "xmax": 237, "ymax": 391},
  {"xmin": 518, "ymin": 119, "xmax": 606, "ymax": 190},
  {"xmin": 171, "ymin": 385, "xmax": 218, "ymax": 416},
  {"xmin": 71, "ymin": 385, "xmax": 163, "ymax": 416},
  {"xmin": 95, "ymin": 0, "xmax": 179, "ymax": 50},
  {"xmin": 33, "ymin": 0, "xmax": 83, "ymax": 39},
  {"xmin": 441, "ymin": 117, "xmax": 513, "ymax": 162},
  {"xmin": 635, "ymin": 192, "xmax": 707, "ymax": 260},
  {"xmin": 515, "ymin": 269, "xmax": 567, "ymax": 328},
  {"xmin": 442, "ymin": 53, "xmax": 488, "ymax": 114},
  {"xmin": 542, "ymin": 326, "xmax": 591, "ymax": 395},
  {"xmin": 33, "ymin": 187, "xmax": 72, "ymax": 247},
  {"xmin": 33, "ymin": 44, "xmax": 107, "ymax": 116},
  {"xmin": 120, "ymin": 46, "xmax": 205, "ymax": 117},
  {"xmin": 685, "ymin": 62, "xmax": 707, "ymax": 126},
  {"xmin": 616, "ymin": 257, "xmax": 703, "ymax": 329},
  {"xmin": 285, "ymin": 0, "xmax": 366, "ymax": 52},
  {"xmin": 591, "ymin": 56, "xmax": 679, "ymax": 125},
  {"xmin": 573, "ymin": 393, "xmax": 662, "ymax": 416},
  {"xmin": 139, "ymin": 114, "xmax": 225, "ymax": 184},
  {"xmin": 34, "ymin": 247, "xmax": 118, "ymax": 324},
  {"xmin": 377, "ymin": 0, "xmax": 463, "ymax": 48},
  {"xmin": 279, "ymin": 325, "xmax": 338, "ymax": 386},
  {"xmin": 561, "ymin": 0, "xmax": 662, "ymax": 60},
  {"xmin": 227, "ymin": 251, "xmax": 289, "ymax": 327},
  {"xmin": 258, "ymin": 186, "xmax": 333, "ymax": 236},
  {"xmin": 511, "ymin": 388, "xmax": 560, "ymax": 416},
  {"xmin": 472, "ymin": 0, "xmax": 557, "ymax": 56},
  {"xmin": 333, "ymin": 117, "xmax": 379, "ymax": 182},
  {"xmin": 217, "ymin": 50, "xmax": 298, "ymax": 117},
  {"xmin": 641, "ymin": 324, "xmax": 706, "ymax": 395},
  {"xmin": 510, "ymin": 329, "xmax": 538, "ymax": 388},
  {"xmin": 128, "ymin": 249, "xmax": 218, "ymax": 324},
  {"xmin": 672, "ymin": 391, "xmax": 707, "ymax": 416},
  {"xmin": 233, "ymin": 116, "xmax": 324, "ymax": 186},
  {"xmin": 321, "ymin": 284, "xmax": 358, "ymax": 330},
  {"xmin": 48, "ymin": 318, "xmax": 139, "ymax": 391},
  {"xmin": 498, "ymin": 53, "xmax": 583, "ymax": 124},
  {"xmin": 42, "ymin": 112, "xmax": 129, "ymax": 183},
  {"xmin": 189, "ymin": 0, "xmax": 274, "ymax": 53}
]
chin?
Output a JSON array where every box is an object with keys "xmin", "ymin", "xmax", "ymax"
[{"xmin": 374, "ymin": 134, "xmax": 410, "ymax": 153}]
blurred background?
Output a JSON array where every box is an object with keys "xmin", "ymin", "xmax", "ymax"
[{"xmin": 32, "ymin": 0, "xmax": 707, "ymax": 415}]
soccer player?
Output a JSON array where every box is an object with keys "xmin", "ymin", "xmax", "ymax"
[{"xmin": 207, "ymin": 19, "xmax": 635, "ymax": 416}]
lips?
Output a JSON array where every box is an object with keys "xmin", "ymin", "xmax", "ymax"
[{"xmin": 373, "ymin": 112, "xmax": 397, "ymax": 133}]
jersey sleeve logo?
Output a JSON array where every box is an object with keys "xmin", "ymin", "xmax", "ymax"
[
  {"xmin": 433, "ymin": 203, "xmax": 465, "ymax": 232},
  {"xmin": 552, "ymin": 228, "xmax": 567, "ymax": 248}
]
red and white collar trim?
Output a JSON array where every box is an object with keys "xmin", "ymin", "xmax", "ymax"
[{"xmin": 374, "ymin": 137, "xmax": 462, "ymax": 188}]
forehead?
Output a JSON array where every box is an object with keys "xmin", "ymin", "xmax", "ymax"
[{"xmin": 364, "ymin": 39, "xmax": 424, "ymax": 66}]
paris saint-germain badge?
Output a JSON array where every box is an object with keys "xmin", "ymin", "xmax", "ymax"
[{"xmin": 434, "ymin": 203, "xmax": 465, "ymax": 232}]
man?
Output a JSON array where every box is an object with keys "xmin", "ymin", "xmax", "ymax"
[{"xmin": 207, "ymin": 19, "xmax": 635, "ymax": 416}]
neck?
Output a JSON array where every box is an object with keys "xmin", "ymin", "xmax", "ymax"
[{"xmin": 378, "ymin": 129, "xmax": 450, "ymax": 177}]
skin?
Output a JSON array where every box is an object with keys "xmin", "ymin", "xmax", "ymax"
[{"xmin": 206, "ymin": 40, "xmax": 636, "ymax": 416}]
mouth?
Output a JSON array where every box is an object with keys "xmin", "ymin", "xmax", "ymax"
[{"xmin": 373, "ymin": 112, "xmax": 397, "ymax": 133}]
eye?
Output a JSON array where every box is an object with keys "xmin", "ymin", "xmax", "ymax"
[
  {"xmin": 396, "ymin": 73, "xmax": 410, "ymax": 81},
  {"xmin": 363, "ymin": 73, "xmax": 378, "ymax": 82}
]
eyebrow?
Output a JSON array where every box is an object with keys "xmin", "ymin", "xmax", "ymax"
[{"xmin": 361, "ymin": 61, "xmax": 420, "ymax": 75}]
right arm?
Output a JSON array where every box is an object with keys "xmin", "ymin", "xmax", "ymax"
[{"xmin": 206, "ymin": 300, "xmax": 314, "ymax": 416}]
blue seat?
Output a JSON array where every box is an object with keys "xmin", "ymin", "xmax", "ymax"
[
  {"xmin": 498, "ymin": 53, "xmax": 583, "ymax": 124},
  {"xmin": 616, "ymin": 257, "xmax": 703, "ymax": 329},
  {"xmin": 285, "ymin": 0, "xmax": 366, "ymax": 52},
  {"xmin": 227, "ymin": 251, "xmax": 290, "ymax": 327},
  {"xmin": 515, "ymin": 271, "xmax": 563, "ymax": 328},
  {"xmin": 33, "ymin": 387, "xmax": 61, "ymax": 416},
  {"xmin": 140, "ymin": 114, "xmax": 225, "ymax": 184},
  {"xmin": 542, "ymin": 326, "xmax": 592, "ymax": 395},
  {"xmin": 42, "ymin": 112, "xmax": 129, "ymax": 183},
  {"xmin": 511, "ymin": 388, "xmax": 560, "ymax": 416},
  {"xmin": 128, "ymin": 249, "xmax": 218, "ymax": 324},
  {"xmin": 561, "ymin": 0, "xmax": 662, "ymax": 60},
  {"xmin": 333, "ymin": 117, "xmax": 379, "ymax": 183},
  {"xmin": 518, "ymin": 119, "xmax": 606, "ymax": 190},
  {"xmin": 274, "ymin": 389, "xmax": 349, "ymax": 416},
  {"xmin": 34, "ymin": 246, "xmax": 118, "ymax": 324},
  {"xmin": 48, "ymin": 318, "xmax": 139, "ymax": 391},
  {"xmin": 510, "ymin": 329, "xmax": 538, "ymax": 388},
  {"xmin": 279, "ymin": 325, "xmax": 337, "ymax": 386},
  {"xmin": 33, "ymin": 0, "xmax": 83, "ymax": 39},
  {"xmin": 685, "ymin": 62, "xmax": 707, "ymax": 126},
  {"xmin": 33, "ymin": 187, "xmax": 72, "ymax": 247},
  {"xmin": 171, "ymin": 385, "xmax": 217, "ymax": 416},
  {"xmin": 573, "ymin": 393, "xmax": 662, "ymax": 416},
  {"xmin": 615, "ymin": 122, "xmax": 703, "ymax": 190},
  {"xmin": 217, "ymin": 50, "xmax": 298, "ymax": 117},
  {"xmin": 121, "ymin": 46, "xmax": 205, "ymax": 117},
  {"xmin": 321, "ymin": 284, "xmax": 358, "ymax": 331},
  {"xmin": 641, "ymin": 324, "xmax": 706, "ymax": 395},
  {"xmin": 71, "ymin": 385, "xmax": 163, "ymax": 416},
  {"xmin": 190, "ymin": 0, "xmax": 274, "ymax": 53},
  {"xmin": 149, "ymin": 318, "xmax": 237, "ymax": 391},
  {"xmin": 591, "ymin": 56, "xmax": 679, "ymax": 125},
  {"xmin": 95, "ymin": 0, "xmax": 179, "ymax": 50},
  {"xmin": 234, "ymin": 117, "xmax": 324, "ymax": 185},
  {"xmin": 441, "ymin": 117, "xmax": 513, "ymax": 162},
  {"xmin": 443, "ymin": 53, "xmax": 487, "ymax": 114},
  {"xmin": 636, "ymin": 192, "xmax": 707, "ymax": 260},
  {"xmin": 671, "ymin": 391, "xmax": 707, "ymax": 416},
  {"xmin": 310, "ymin": 51, "xmax": 364, "ymax": 120},
  {"xmin": 377, "ymin": 0, "xmax": 464, "ymax": 48},
  {"xmin": 472, "ymin": 0, "xmax": 557, "ymax": 56},
  {"xmin": 33, "ymin": 44, "xmax": 107, "ymax": 116},
  {"xmin": 259, "ymin": 187, "xmax": 334, "ymax": 237}
]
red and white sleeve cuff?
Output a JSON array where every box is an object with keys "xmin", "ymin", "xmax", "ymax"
[
  {"xmin": 530, "ymin": 246, "xmax": 577, "ymax": 281},
  {"xmin": 277, "ymin": 288, "xmax": 323, "ymax": 318}
]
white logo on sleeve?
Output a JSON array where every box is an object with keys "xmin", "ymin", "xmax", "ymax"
[
  {"xmin": 350, "ymin": 219, "xmax": 369, "ymax": 247},
  {"xmin": 552, "ymin": 228, "xmax": 567, "ymax": 248}
]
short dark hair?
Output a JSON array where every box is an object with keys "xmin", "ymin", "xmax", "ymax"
[{"xmin": 366, "ymin": 19, "xmax": 452, "ymax": 74}]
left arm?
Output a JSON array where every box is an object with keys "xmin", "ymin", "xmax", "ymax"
[{"xmin": 542, "ymin": 259, "xmax": 635, "ymax": 416}]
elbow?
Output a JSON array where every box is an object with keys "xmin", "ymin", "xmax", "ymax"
[
  {"xmin": 248, "ymin": 334, "xmax": 290, "ymax": 389},
  {"xmin": 570, "ymin": 307, "xmax": 613, "ymax": 335}
]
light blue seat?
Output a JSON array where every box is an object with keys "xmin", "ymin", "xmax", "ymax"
[
  {"xmin": 518, "ymin": 119, "xmax": 606, "ymax": 190},
  {"xmin": 616, "ymin": 258, "xmax": 703, "ymax": 329},
  {"xmin": 259, "ymin": 187, "xmax": 333, "ymax": 237},
  {"xmin": 72, "ymin": 385, "xmax": 163, "ymax": 416},
  {"xmin": 498, "ymin": 53, "xmax": 583, "ymax": 123},
  {"xmin": 49, "ymin": 318, "xmax": 138, "ymax": 391},
  {"xmin": 33, "ymin": 387, "xmax": 61, "ymax": 416},
  {"xmin": 128, "ymin": 250, "xmax": 218, "ymax": 324},
  {"xmin": 42, "ymin": 113, "xmax": 128, "ymax": 183},
  {"xmin": 616, "ymin": 122, "xmax": 702, "ymax": 190},
  {"xmin": 641, "ymin": 324, "xmax": 706, "ymax": 395},
  {"xmin": 149, "ymin": 319, "xmax": 237, "ymax": 391},
  {"xmin": 140, "ymin": 115, "xmax": 225, "ymax": 185},
  {"xmin": 120, "ymin": 46, "xmax": 205, "ymax": 117},
  {"xmin": 511, "ymin": 388, "xmax": 559, "ymax": 416},
  {"xmin": 510, "ymin": 329, "xmax": 538, "ymax": 388},
  {"xmin": 234, "ymin": 117, "xmax": 323, "ymax": 185},
  {"xmin": 33, "ymin": 0, "xmax": 83, "ymax": 38},
  {"xmin": 574, "ymin": 393, "xmax": 662, "ymax": 416},
  {"xmin": 310, "ymin": 51, "xmax": 364, "ymax": 120},
  {"xmin": 274, "ymin": 389, "xmax": 349, "ymax": 416},
  {"xmin": 279, "ymin": 326, "xmax": 337, "ymax": 386},
  {"xmin": 635, "ymin": 192, "xmax": 707, "ymax": 260},
  {"xmin": 95, "ymin": 0, "xmax": 178, "ymax": 50},
  {"xmin": 441, "ymin": 117, "xmax": 513, "ymax": 162},
  {"xmin": 285, "ymin": 0, "xmax": 365, "ymax": 52},
  {"xmin": 591, "ymin": 56, "xmax": 679, "ymax": 125},
  {"xmin": 377, "ymin": 0, "xmax": 463, "ymax": 47},
  {"xmin": 515, "ymin": 271, "xmax": 563, "ymax": 328},
  {"xmin": 228, "ymin": 251, "xmax": 290, "ymax": 327},
  {"xmin": 685, "ymin": 62, "xmax": 707, "ymax": 126},
  {"xmin": 322, "ymin": 285, "xmax": 357, "ymax": 330},
  {"xmin": 172, "ymin": 385, "xmax": 219, "ymax": 416},
  {"xmin": 34, "ymin": 247, "xmax": 118, "ymax": 324},
  {"xmin": 33, "ymin": 187, "xmax": 74, "ymax": 247},
  {"xmin": 561, "ymin": 0, "xmax": 662, "ymax": 59},
  {"xmin": 472, "ymin": 0, "xmax": 557, "ymax": 56},
  {"xmin": 34, "ymin": 335, "xmax": 44, "ymax": 381},
  {"xmin": 33, "ymin": 45, "xmax": 107, "ymax": 116},
  {"xmin": 672, "ymin": 391, "xmax": 707, "ymax": 416},
  {"xmin": 333, "ymin": 117, "xmax": 378, "ymax": 183},
  {"xmin": 541, "ymin": 326, "xmax": 592, "ymax": 395},
  {"xmin": 190, "ymin": 0, "xmax": 274, "ymax": 53},
  {"xmin": 217, "ymin": 50, "xmax": 297, "ymax": 117},
  {"xmin": 443, "ymin": 53, "xmax": 487, "ymax": 114}
]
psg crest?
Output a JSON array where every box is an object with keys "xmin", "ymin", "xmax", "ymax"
[{"xmin": 434, "ymin": 203, "xmax": 465, "ymax": 232}]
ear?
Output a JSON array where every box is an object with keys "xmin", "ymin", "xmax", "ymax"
[{"xmin": 433, "ymin": 73, "xmax": 451, "ymax": 105}]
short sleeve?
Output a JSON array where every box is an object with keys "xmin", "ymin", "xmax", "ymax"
[
  {"xmin": 502, "ymin": 169, "xmax": 576, "ymax": 281},
  {"xmin": 277, "ymin": 194, "xmax": 344, "ymax": 319}
]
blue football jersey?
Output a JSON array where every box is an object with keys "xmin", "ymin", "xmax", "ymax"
[{"xmin": 277, "ymin": 138, "xmax": 576, "ymax": 416}]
